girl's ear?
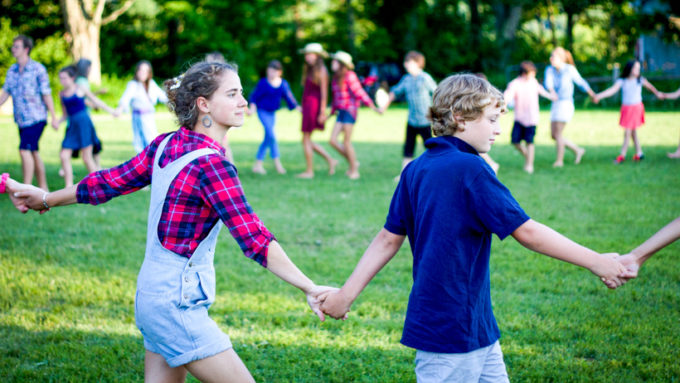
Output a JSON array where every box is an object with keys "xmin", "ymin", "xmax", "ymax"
[{"xmin": 196, "ymin": 96, "xmax": 210, "ymax": 113}]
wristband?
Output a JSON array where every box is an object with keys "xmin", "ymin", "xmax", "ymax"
[
  {"xmin": 42, "ymin": 192, "xmax": 50, "ymax": 210},
  {"xmin": 0, "ymin": 173, "xmax": 8, "ymax": 194}
]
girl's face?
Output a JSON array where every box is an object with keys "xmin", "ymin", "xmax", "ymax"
[
  {"xmin": 266, "ymin": 67, "xmax": 282, "ymax": 79},
  {"xmin": 331, "ymin": 60, "xmax": 340, "ymax": 72},
  {"xmin": 304, "ymin": 53, "xmax": 318, "ymax": 65},
  {"xmin": 136, "ymin": 63, "xmax": 151, "ymax": 82},
  {"xmin": 631, "ymin": 61, "xmax": 641, "ymax": 77},
  {"xmin": 453, "ymin": 103, "xmax": 503, "ymax": 154},
  {"xmin": 58, "ymin": 72, "xmax": 75, "ymax": 88},
  {"xmin": 205, "ymin": 71, "xmax": 248, "ymax": 129},
  {"xmin": 550, "ymin": 50, "xmax": 564, "ymax": 68}
]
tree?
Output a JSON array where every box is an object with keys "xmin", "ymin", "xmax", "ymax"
[{"xmin": 60, "ymin": 0, "xmax": 136, "ymax": 84}]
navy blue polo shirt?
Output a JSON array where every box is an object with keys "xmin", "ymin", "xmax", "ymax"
[{"xmin": 384, "ymin": 135, "xmax": 530, "ymax": 353}]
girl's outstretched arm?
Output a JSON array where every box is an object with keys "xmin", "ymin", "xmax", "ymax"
[
  {"xmin": 11, "ymin": 180, "xmax": 78, "ymax": 213},
  {"xmin": 320, "ymin": 228, "xmax": 405, "ymax": 320},
  {"xmin": 594, "ymin": 81, "xmax": 622, "ymax": 103},
  {"xmin": 618, "ymin": 216, "xmax": 680, "ymax": 278},
  {"xmin": 80, "ymin": 85, "xmax": 116, "ymax": 115},
  {"xmin": 641, "ymin": 78, "xmax": 663, "ymax": 98}
]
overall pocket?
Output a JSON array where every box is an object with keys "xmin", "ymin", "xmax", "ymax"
[{"xmin": 180, "ymin": 270, "xmax": 216, "ymax": 308}]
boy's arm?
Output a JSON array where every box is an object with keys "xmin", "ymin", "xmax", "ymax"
[
  {"xmin": 538, "ymin": 84, "xmax": 556, "ymax": 101},
  {"xmin": 663, "ymin": 87, "xmax": 680, "ymax": 99},
  {"xmin": 512, "ymin": 219, "xmax": 627, "ymax": 288},
  {"xmin": 320, "ymin": 228, "xmax": 405, "ymax": 319},
  {"xmin": 618, "ymin": 216, "xmax": 680, "ymax": 278}
]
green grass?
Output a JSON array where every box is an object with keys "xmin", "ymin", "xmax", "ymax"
[{"xmin": 1, "ymin": 107, "xmax": 679, "ymax": 382}]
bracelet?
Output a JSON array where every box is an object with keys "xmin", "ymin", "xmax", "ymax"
[
  {"xmin": 0, "ymin": 173, "xmax": 8, "ymax": 194},
  {"xmin": 42, "ymin": 192, "xmax": 50, "ymax": 210}
]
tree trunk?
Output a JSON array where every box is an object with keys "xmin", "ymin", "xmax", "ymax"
[
  {"xmin": 493, "ymin": 2, "xmax": 523, "ymax": 71},
  {"xmin": 346, "ymin": 0, "xmax": 356, "ymax": 55},
  {"xmin": 566, "ymin": 10, "xmax": 575, "ymax": 52},
  {"xmin": 468, "ymin": 0, "xmax": 482, "ymax": 71},
  {"xmin": 60, "ymin": 0, "xmax": 135, "ymax": 85}
]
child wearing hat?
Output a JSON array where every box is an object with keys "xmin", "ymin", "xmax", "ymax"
[
  {"xmin": 329, "ymin": 51, "xmax": 382, "ymax": 179},
  {"xmin": 297, "ymin": 43, "xmax": 337, "ymax": 178}
]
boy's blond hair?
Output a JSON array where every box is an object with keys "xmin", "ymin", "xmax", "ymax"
[{"xmin": 428, "ymin": 73, "xmax": 505, "ymax": 137}]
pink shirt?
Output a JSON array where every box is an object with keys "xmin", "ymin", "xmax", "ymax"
[{"xmin": 504, "ymin": 77, "xmax": 540, "ymax": 127}]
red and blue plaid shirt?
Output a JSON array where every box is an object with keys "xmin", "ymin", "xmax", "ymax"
[
  {"xmin": 76, "ymin": 127, "xmax": 274, "ymax": 266},
  {"xmin": 331, "ymin": 70, "xmax": 375, "ymax": 119}
]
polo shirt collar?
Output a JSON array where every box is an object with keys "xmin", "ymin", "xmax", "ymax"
[{"xmin": 425, "ymin": 135, "xmax": 479, "ymax": 155}]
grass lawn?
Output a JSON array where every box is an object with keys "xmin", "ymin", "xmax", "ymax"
[{"xmin": 0, "ymin": 106, "xmax": 679, "ymax": 382}]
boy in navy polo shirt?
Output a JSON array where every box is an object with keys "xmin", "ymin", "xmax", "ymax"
[{"xmin": 320, "ymin": 74, "xmax": 629, "ymax": 383}]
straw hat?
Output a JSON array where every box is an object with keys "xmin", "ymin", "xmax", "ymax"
[
  {"xmin": 331, "ymin": 50, "xmax": 354, "ymax": 70},
  {"xmin": 298, "ymin": 43, "xmax": 329, "ymax": 58}
]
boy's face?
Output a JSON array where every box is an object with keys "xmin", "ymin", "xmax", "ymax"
[
  {"xmin": 403, "ymin": 60, "xmax": 420, "ymax": 75},
  {"xmin": 454, "ymin": 103, "xmax": 502, "ymax": 154}
]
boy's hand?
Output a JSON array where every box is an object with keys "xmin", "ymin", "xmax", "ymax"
[
  {"xmin": 306, "ymin": 285, "xmax": 339, "ymax": 322},
  {"xmin": 590, "ymin": 252, "xmax": 627, "ymax": 289},
  {"xmin": 319, "ymin": 289, "xmax": 352, "ymax": 320},
  {"xmin": 617, "ymin": 253, "xmax": 641, "ymax": 279}
]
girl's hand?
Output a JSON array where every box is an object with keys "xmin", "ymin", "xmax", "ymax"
[
  {"xmin": 306, "ymin": 285, "xmax": 339, "ymax": 321},
  {"xmin": 5, "ymin": 178, "xmax": 33, "ymax": 213},
  {"xmin": 317, "ymin": 113, "xmax": 327, "ymax": 125},
  {"xmin": 617, "ymin": 253, "xmax": 642, "ymax": 279},
  {"xmin": 12, "ymin": 187, "xmax": 50, "ymax": 213},
  {"xmin": 589, "ymin": 252, "xmax": 627, "ymax": 289},
  {"xmin": 51, "ymin": 119, "xmax": 60, "ymax": 130},
  {"xmin": 319, "ymin": 289, "xmax": 352, "ymax": 320}
]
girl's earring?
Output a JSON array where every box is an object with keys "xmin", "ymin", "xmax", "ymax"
[{"xmin": 202, "ymin": 115, "xmax": 212, "ymax": 128}]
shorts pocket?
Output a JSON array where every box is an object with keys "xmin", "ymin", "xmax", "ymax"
[
  {"xmin": 181, "ymin": 271, "xmax": 215, "ymax": 308},
  {"xmin": 135, "ymin": 290, "xmax": 180, "ymax": 345}
]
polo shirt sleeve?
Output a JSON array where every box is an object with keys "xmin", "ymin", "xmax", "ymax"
[
  {"xmin": 467, "ymin": 167, "xmax": 530, "ymax": 240},
  {"xmin": 384, "ymin": 177, "xmax": 410, "ymax": 235},
  {"xmin": 390, "ymin": 76, "xmax": 407, "ymax": 99}
]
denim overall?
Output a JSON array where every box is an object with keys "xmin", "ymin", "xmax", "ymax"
[{"xmin": 135, "ymin": 133, "xmax": 232, "ymax": 367}]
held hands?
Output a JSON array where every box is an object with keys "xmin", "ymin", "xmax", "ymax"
[
  {"xmin": 319, "ymin": 289, "xmax": 352, "ymax": 320},
  {"xmin": 590, "ymin": 252, "xmax": 629, "ymax": 289},
  {"xmin": 5, "ymin": 178, "xmax": 46, "ymax": 214},
  {"xmin": 617, "ymin": 253, "xmax": 642, "ymax": 279},
  {"xmin": 306, "ymin": 285, "xmax": 340, "ymax": 321}
]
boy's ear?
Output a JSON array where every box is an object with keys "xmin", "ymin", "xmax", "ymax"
[{"xmin": 454, "ymin": 115, "xmax": 465, "ymax": 131}]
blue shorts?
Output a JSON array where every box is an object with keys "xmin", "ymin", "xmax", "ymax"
[
  {"xmin": 18, "ymin": 120, "xmax": 46, "ymax": 151},
  {"xmin": 336, "ymin": 109, "xmax": 356, "ymax": 124},
  {"xmin": 510, "ymin": 121, "xmax": 536, "ymax": 144}
]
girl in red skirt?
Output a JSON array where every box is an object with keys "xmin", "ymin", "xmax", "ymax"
[{"xmin": 594, "ymin": 60, "xmax": 663, "ymax": 163}]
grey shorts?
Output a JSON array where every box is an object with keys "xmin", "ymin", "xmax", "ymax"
[{"xmin": 414, "ymin": 341, "xmax": 509, "ymax": 383}]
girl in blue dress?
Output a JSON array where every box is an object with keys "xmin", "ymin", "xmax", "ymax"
[{"xmin": 54, "ymin": 65, "xmax": 118, "ymax": 187}]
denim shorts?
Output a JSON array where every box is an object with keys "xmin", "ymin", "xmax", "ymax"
[
  {"xmin": 336, "ymin": 109, "xmax": 356, "ymax": 124},
  {"xmin": 135, "ymin": 254, "xmax": 232, "ymax": 367},
  {"xmin": 18, "ymin": 120, "xmax": 46, "ymax": 151},
  {"xmin": 414, "ymin": 341, "xmax": 509, "ymax": 383}
]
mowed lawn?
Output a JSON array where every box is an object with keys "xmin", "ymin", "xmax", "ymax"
[{"xmin": 0, "ymin": 106, "xmax": 678, "ymax": 382}]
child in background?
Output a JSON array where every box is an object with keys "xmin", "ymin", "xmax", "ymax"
[
  {"xmin": 659, "ymin": 87, "xmax": 680, "ymax": 158},
  {"xmin": 53, "ymin": 65, "xmax": 117, "ymax": 187},
  {"xmin": 544, "ymin": 47, "xmax": 596, "ymax": 167},
  {"xmin": 67, "ymin": 59, "xmax": 103, "ymax": 172},
  {"xmin": 297, "ymin": 43, "xmax": 337, "ymax": 178},
  {"xmin": 249, "ymin": 60, "xmax": 299, "ymax": 174},
  {"xmin": 115, "ymin": 60, "xmax": 167, "ymax": 154},
  {"xmin": 320, "ymin": 74, "xmax": 628, "ymax": 383},
  {"xmin": 329, "ymin": 51, "xmax": 382, "ymax": 179},
  {"xmin": 504, "ymin": 61, "xmax": 556, "ymax": 173},
  {"xmin": 594, "ymin": 59, "xmax": 663, "ymax": 163},
  {"xmin": 382, "ymin": 51, "xmax": 437, "ymax": 181}
]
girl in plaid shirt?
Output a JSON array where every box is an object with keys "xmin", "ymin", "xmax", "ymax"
[
  {"xmin": 10, "ymin": 61, "xmax": 336, "ymax": 382},
  {"xmin": 329, "ymin": 51, "xmax": 382, "ymax": 179}
]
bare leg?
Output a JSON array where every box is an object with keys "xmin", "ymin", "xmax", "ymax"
[
  {"xmin": 144, "ymin": 350, "xmax": 187, "ymax": 383},
  {"xmin": 394, "ymin": 157, "xmax": 413, "ymax": 182},
  {"xmin": 19, "ymin": 149, "xmax": 35, "ymax": 185},
  {"xmin": 342, "ymin": 123, "xmax": 359, "ymax": 179},
  {"xmin": 252, "ymin": 160, "xmax": 266, "ymax": 174},
  {"xmin": 93, "ymin": 153, "xmax": 102, "ymax": 171},
  {"xmin": 81, "ymin": 145, "xmax": 97, "ymax": 174},
  {"xmin": 311, "ymin": 141, "xmax": 337, "ymax": 175},
  {"xmin": 525, "ymin": 143, "xmax": 535, "ymax": 174},
  {"xmin": 184, "ymin": 348, "xmax": 255, "ymax": 383},
  {"xmin": 273, "ymin": 158, "xmax": 286, "ymax": 174},
  {"xmin": 619, "ymin": 130, "xmax": 632, "ymax": 157},
  {"xmin": 631, "ymin": 129, "xmax": 642, "ymax": 156},
  {"xmin": 297, "ymin": 132, "xmax": 315, "ymax": 178},
  {"xmin": 32, "ymin": 151, "xmax": 49, "ymax": 191},
  {"xmin": 60, "ymin": 149, "xmax": 75, "ymax": 188},
  {"xmin": 668, "ymin": 131, "xmax": 680, "ymax": 158},
  {"xmin": 513, "ymin": 143, "xmax": 527, "ymax": 157},
  {"xmin": 329, "ymin": 122, "xmax": 349, "ymax": 160},
  {"xmin": 551, "ymin": 121, "xmax": 567, "ymax": 167}
]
